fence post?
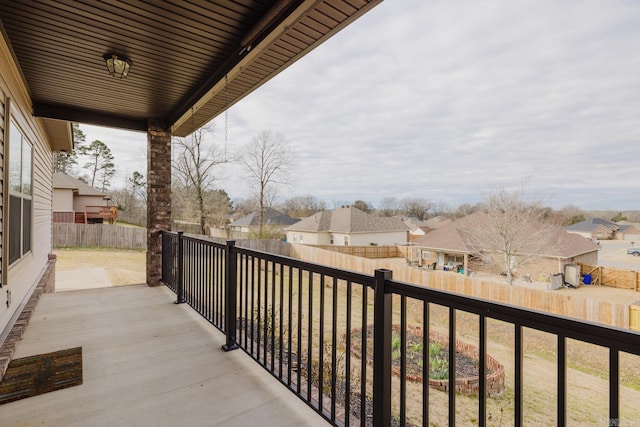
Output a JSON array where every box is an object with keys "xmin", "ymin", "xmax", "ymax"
[
  {"xmin": 222, "ymin": 240, "xmax": 239, "ymax": 351},
  {"xmin": 176, "ymin": 231, "xmax": 185, "ymax": 304},
  {"xmin": 373, "ymin": 268, "xmax": 392, "ymax": 427}
]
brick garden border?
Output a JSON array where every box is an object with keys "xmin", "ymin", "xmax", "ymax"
[{"xmin": 343, "ymin": 324, "xmax": 505, "ymax": 396}]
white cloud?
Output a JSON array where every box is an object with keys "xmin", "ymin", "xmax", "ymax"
[{"xmin": 78, "ymin": 0, "xmax": 640, "ymax": 210}]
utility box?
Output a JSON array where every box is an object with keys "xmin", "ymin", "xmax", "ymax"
[
  {"xmin": 549, "ymin": 273, "xmax": 564, "ymax": 290},
  {"xmin": 564, "ymin": 264, "xmax": 581, "ymax": 288}
]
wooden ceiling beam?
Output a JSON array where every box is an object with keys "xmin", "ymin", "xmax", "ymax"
[{"xmin": 33, "ymin": 103, "xmax": 150, "ymax": 133}]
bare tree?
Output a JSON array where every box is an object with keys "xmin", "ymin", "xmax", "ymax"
[
  {"xmin": 459, "ymin": 186, "xmax": 563, "ymax": 285},
  {"xmin": 379, "ymin": 197, "xmax": 399, "ymax": 217},
  {"xmin": 401, "ymin": 197, "xmax": 432, "ymax": 220},
  {"xmin": 240, "ymin": 131, "xmax": 293, "ymax": 237},
  {"xmin": 282, "ymin": 195, "xmax": 325, "ymax": 218},
  {"xmin": 352, "ymin": 200, "xmax": 371, "ymax": 213},
  {"xmin": 173, "ymin": 125, "xmax": 228, "ymax": 234}
]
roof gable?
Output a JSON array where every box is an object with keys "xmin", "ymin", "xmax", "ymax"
[
  {"xmin": 286, "ymin": 207, "xmax": 410, "ymax": 234},
  {"xmin": 230, "ymin": 208, "xmax": 299, "ymax": 227},
  {"xmin": 53, "ymin": 173, "xmax": 107, "ymax": 197},
  {"xmin": 565, "ymin": 218, "xmax": 618, "ymax": 232},
  {"xmin": 416, "ymin": 211, "xmax": 599, "ymax": 258}
]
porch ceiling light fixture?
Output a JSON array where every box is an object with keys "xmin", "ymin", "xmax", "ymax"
[{"xmin": 103, "ymin": 53, "xmax": 132, "ymax": 78}]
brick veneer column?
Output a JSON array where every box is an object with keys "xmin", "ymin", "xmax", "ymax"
[{"xmin": 146, "ymin": 120, "xmax": 171, "ymax": 287}]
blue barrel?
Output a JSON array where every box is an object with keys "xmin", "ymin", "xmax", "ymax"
[{"xmin": 583, "ymin": 274, "xmax": 592, "ymax": 285}]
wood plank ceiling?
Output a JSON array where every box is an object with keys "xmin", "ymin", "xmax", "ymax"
[{"xmin": 0, "ymin": 0, "xmax": 381, "ymax": 137}]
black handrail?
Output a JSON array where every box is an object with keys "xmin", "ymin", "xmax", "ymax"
[{"xmin": 160, "ymin": 231, "xmax": 640, "ymax": 427}]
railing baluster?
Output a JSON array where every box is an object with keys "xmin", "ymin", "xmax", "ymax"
[
  {"xmin": 250, "ymin": 256, "xmax": 255, "ymax": 356},
  {"xmin": 218, "ymin": 246, "xmax": 224, "ymax": 327},
  {"xmin": 222, "ymin": 240, "xmax": 238, "ymax": 351},
  {"xmin": 236, "ymin": 249, "xmax": 246, "ymax": 340},
  {"xmin": 287, "ymin": 264, "xmax": 293, "ymax": 387},
  {"xmin": 373, "ymin": 269, "xmax": 392, "ymax": 427},
  {"xmin": 400, "ymin": 295, "xmax": 407, "ymax": 427},
  {"xmin": 360, "ymin": 282, "xmax": 367, "ymax": 426},
  {"xmin": 319, "ymin": 273, "xmax": 325, "ymax": 411},
  {"xmin": 479, "ymin": 314, "xmax": 487, "ymax": 427},
  {"xmin": 557, "ymin": 334, "xmax": 566, "ymax": 427},
  {"xmin": 307, "ymin": 271, "xmax": 314, "ymax": 403},
  {"xmin": 256, "ymin": 258, "xmax": 262, "ymax": 361},
  {"xmin": 448, "ymin": 307, "xmax": 456, "ymax": 427},
  {"xmin": 244, "ymin": 254, "xmax": 249, "ymax": 349},
  {"xmin": 423, "ymin": 302, "xmax": 429, "ymax": 426},
  {"xmin": 297, "ymin": 267, "xmax": 302, "ymax": 395},
  {"xmin": 214, "ymin": 245, "xmax": 217, "ymax": 321},
  {"xmin": 515, "ymin": 323, "xmax": 523, "ymax": 427},
  {"xmin": 610, "ymin": 348, "xmax": 619, "ymax": 425},
  {"xmin": 270, "ymin": 261, "xmax": 276, "ymax": 370},
  {"xmin": 263, "ymin": 260, "xmax": 269, "ymax": 366},
  {"xmin": 176, "ymin": 231, "xmax": 184, "ymax": 304},
  {"xmin": 331, "ymin": 276, "xmax": 338, "ymax": 422},
  {"xmin": 279, "ymin": 262, "xmax": 284, "ymax": 380},
  {"xmin": 345, "ymin": 280, "xmax": 352, "ymax": 427}
]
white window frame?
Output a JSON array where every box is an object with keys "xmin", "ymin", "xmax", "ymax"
[{"xmin": 8, "ymin": 119, "xmax": 33, "ymax": 266}]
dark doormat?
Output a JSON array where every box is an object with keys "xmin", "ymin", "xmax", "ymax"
[{"xmin": 0, "ymin": 347, "xmax": 82, "ymax": 405}]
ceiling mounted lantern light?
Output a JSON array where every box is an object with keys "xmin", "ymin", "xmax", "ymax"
[{"xmin": 103, "ymin": 53, "xmax": 132, "ymax": 78}]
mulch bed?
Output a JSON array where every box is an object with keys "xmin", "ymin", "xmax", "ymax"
[{"xmin": 0, "ymin": 347, "xmax": 83, "ymax": 405}]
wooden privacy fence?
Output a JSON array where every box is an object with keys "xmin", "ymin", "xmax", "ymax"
[
  {"xmin": 578, "ymin": 263, "xmax": 640, "ymax": 291},
  {"xmin": 311, "ymin": 245, "xmax": 401, "ymax": 258},
  {"xmin": 290, "ymin": 243, "xmax": 632, "ymax": 329},
  {"xmin": 53, "ymin": 223, "xmax": 146, "ymax": 249}
]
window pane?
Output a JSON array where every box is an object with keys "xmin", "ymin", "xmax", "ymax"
[
  {"xmin": 9, "ymin": 122, "xmax": 22, "ymax": 193},
  {"xmin": 9, "ymin": 195, "xmax": 21, "ymax": 264},
  {"xmin": 22, "ymin": 198, "xmax": 32, "ymax": 255},
  {"xmin": 22, "ymin": 141, "xmax": 32, "ymax": 195}
]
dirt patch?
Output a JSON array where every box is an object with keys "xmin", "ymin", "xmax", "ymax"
[{"xmin": 53, "ymin": 248, "xmax": 146, "ymax": 287}]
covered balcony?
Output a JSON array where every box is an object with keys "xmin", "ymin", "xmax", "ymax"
[
  {"xmin": 3, "ymin": 233, "xmax": 640, "ymax": 426},
  {"xmin": 1, "ymin": 2, "xmax": 639, "ymax": 426}
]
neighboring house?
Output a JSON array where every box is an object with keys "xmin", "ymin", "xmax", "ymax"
[
  {"xmin": 402, "ymin": 217, "xmax": 430, "ymax": 240},
  {"xmin": 414, "ymin": 213, "xmax": 599, "ymax": 279},
  {"xmin": 0, "ymin": 33, "xmax": 73, "ymax": 335},
  {"xmin": 564, "ymin": 218, "xmax": 619, "ymax": 240},
  {"xmin": 613, "ymin": 222, "xmax": 640, "ymax": 241},
  {"xmin": 53, "ymin": 172, "xmax": 116, "ymax": 224},
  {"xmin": 228, "ymin": 208, "xmax": 299, "ymax": 237},
  {"xmin": 285, "ymin": 206, "xmax": 410, "ymax": 246},
  {"xmin": 404, "ymin": 216, "xmax": 452, "ymax": 241}
]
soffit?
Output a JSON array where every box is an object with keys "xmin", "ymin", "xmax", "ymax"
[{"xmin": 0, "ymin": 0, "xmax": 381, "ymax": 137}]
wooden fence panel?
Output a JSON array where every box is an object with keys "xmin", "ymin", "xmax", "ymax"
[
  {"xmin": 290, "ymin": 244, "xmax": 632, "ymax": 328},
  {"xmin": 312, "ymin": 245, "xmax": 401, "ymax": 259},
  {"xmin": 579, "ymin": 263, "xmax": 639, "ymax": 291},
  {"xmin": 53, "ymin": 223, "xmax": 146, "ymax": 250}
]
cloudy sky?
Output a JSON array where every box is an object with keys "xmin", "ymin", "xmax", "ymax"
[{"xmin": 79, "ymin": 0, "xmax": 640, "ymax": 211}]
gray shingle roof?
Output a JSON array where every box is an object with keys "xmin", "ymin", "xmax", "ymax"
[
  {"xmin": 565, "ymin": 218, "xmax": 619, "ymax": 232},
  {"xmin": 286, "ymin": 207, "xmax": 410, "ymax": 233},
  {"xmin": 53, "ymin": 172, "xmax": 106, "ymax": 197},
  {"xmin": 229, "ymin": 208, "xmax": 299, "ymax": 227},
  {"xmin": 414, "ymin": 211, "xmax": 599, "ymax": 258}
]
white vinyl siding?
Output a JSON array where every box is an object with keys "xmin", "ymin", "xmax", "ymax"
[{"xmin": 0, "ymin": 33, "xmax": 55, "ymax": 336}]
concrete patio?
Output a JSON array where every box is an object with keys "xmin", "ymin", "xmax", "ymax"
[{"xmin": 0, "ymin": 284, "xmax": 328, "ymax": 426}]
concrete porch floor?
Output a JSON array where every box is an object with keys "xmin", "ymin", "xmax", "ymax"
[{"xmin": 0, "ymin": 285, "xmax": 328, "ymax": 426}]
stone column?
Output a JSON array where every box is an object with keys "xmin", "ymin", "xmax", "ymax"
[{"xmin": 146, "ymin": 120, "xmax": 171, "ymax": 287}]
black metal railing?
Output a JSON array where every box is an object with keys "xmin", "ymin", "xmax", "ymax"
[{"xmin": 161, "ymin": 231, "xmax": 640, "ymax": 427}]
